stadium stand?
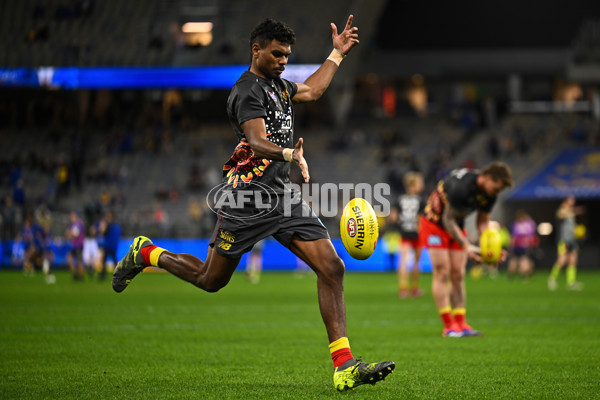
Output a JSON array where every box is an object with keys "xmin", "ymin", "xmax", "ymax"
[{"xmin": 1, "ymin": 0, "xmax": 598, "ymax": 269}]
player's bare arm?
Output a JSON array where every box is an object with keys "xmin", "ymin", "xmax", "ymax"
[
  {"xmin": 556, "ymin": 206, "xmax": 569, "ymax": 219},
  {"xmin": 293, "ymin": 14, "xmax": 359, "ymax": 103},
  {"xmin": 441, "ymin": 205, "xmax": 468, "ymax": 248},
  {"xmin": 442, "ymin": 205, "xmax": 482, "ymax": 262},
  {"xmin": 241, "ymin": 117, "xmax": 310, "ymax": 182}
]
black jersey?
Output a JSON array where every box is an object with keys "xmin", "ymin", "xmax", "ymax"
[
  {"xmin": 224, "ymin": 70, "xmax": 298, "ymax": 192},
  {"xmin": 397, "ymin": 194, "xmax": 425, "ymax": 239},
  {"xmin": 424, "ymin": 168, "xmax": 496, "ymax": 228}
]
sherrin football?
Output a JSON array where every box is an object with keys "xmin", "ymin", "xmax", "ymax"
[
  {"xmin": 479, "ymin": 228, "xmax": 502, "ymax": 264},
  {"xmin": 340, "ymin": 198, "xmax": 379, "ymax": 260}
]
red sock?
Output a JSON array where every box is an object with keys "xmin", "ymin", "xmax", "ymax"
[
  {"xmin": 454, "ymin": 313, "xmax": 466, "ymax": 327},
  {"xmin": 140, "ymin": 245, "xmax": 157, "ymax": 266},
  {"xmin": 329, "ymin": 337, "xmax": 354, "ymax": 368},
  {"xmin": 453, "ymin": 308, "xmax": 467, "ymax": 329},
  {"xmin": 331, "ymin": 348, "xmax": 353, "ymax": 368},
  {"xmin": 439, "ymin": 306, "xmax": 454, "ymax": 329}
]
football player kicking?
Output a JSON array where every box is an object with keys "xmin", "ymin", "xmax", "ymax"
[
  {"xmin": 112, "ymin": 15, "xmax": 394, "ymax": 391},
  {"xmin": 419, "ymin": 162, "xmax": 512, "ymax": 337}
]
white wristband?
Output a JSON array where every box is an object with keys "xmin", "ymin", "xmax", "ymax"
[
  {"xmin": 327, "ymin": 48, "xmax": 345, "ymax": 66},
  {"xmin": 282, "ymin": 148, "xmax": 294, "ymax": 162}
]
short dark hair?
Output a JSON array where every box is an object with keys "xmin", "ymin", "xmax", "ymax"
[
  {"xmin": 480, "ymin": 161, "xmax": 513, "ymax": 188},
  {"xmin": 250, "ymin": 18, "xmax": 296, "ymax": 49}
]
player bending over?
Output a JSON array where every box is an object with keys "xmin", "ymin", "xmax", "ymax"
[{"xmin": 420, "ymin": 162, "xmax": 512, "ymax": 337}]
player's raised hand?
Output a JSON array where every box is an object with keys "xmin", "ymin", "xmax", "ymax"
[
  {"xmin": 293, "ymin": 137, "xmax": 310, "ymax": 183},
  {"xmin": 331, "ymin": 14, "xmax": 359, "ymax": 56}
]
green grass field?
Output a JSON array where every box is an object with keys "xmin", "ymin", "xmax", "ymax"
[{"xmin": 1, "ymin": 269, "xmax": 599, "ymax": 399}]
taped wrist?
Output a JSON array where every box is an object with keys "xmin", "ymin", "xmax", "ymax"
[
  {"xmin": 327, "ymin": 48, "xmax": 345, "ymax": 66},
  {"xmin": 282, "ymin": 148, "xmax": 294, "ymax": 162}
]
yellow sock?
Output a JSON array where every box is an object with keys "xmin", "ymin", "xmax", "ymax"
[
  {"xmin": 566, "ymin": 264, "xmax": 576, "ymax": 285},
  {"xmin": 550, "ymin": 263, "xmax": 561, "ymax": 280},
  {"xmin": 150, "ymin": 247, "xmax": 165, "ymax": 267}
]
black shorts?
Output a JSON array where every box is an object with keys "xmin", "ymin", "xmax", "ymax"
[
  {"xmin": 209, "ymin": 193, "xmax": 329, "ymax": 258},
  {"xmin": 558, "ymin": 240, "xmax": 578, "ymax": 255},
  {"xmin": 512, "ymin": 247, "xmax": 531, "ymax": 257},
  {"xmin": 70, "ymin": 246, "xmax": 83, "ymax": 258}
]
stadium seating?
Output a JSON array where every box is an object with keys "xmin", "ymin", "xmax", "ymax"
[{"xmin": 1, "ymin": 0, "xmax": 597, "ymax": 245}]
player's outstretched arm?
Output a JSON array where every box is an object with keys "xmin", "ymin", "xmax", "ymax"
[{"xmin": 293, "ymin": 14, "xmax": 359, "ymax": 103}]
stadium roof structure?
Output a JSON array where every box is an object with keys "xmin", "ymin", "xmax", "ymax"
[{"xmin": 509, "ymin": 147, "xmax": 600, "ymax": 200}]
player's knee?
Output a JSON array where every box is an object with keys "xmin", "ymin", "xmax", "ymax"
[
  {"xmin": 433, "ymin": 265, "xmax": 450, "ymax": 281},
  {"xmin": 195, "ymin": 274, "xmax": 229, "ymax": 293},
  {"xmin": 333, "ymin": 255, "xmax": 345, "ymax": 275},
  {"xmin": 450, "ymin": 270, "xmax": 464, "ymax": 285},
  {"xmin": 320, "ymin": 255, "xmax": 345, "ymax": 282},
  {"xmin": 435, "ymin": 273, "xmax": 450, "ymax": 284},
  {"xmin": 201, "ymin": 278, "xmax": 227, "ymax": 293}
]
